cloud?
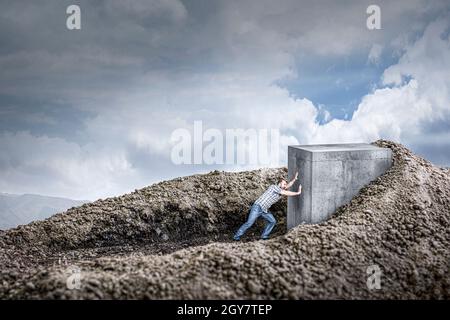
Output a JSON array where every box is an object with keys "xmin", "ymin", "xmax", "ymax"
[
  {"xmin": 311, "ymin": 17, "xmax": 450, "ymax": 160},
  {"xmin": 71, "ymin": 15, "xmax": 450, "ymax": 195},
  {"xmin": 107, "ymin": 0, "xmax": 187, "ymax": 23},
  {"xmin": 0, "ymin": 1, "xmax": 449, "ymax": 200},
  {"xmin": 0, "ymin": 131, "xmax": 135, "ymax": 200},
  {"xmin": 368, "ymin": 44, "xmax": 383, "ymax": 65}
]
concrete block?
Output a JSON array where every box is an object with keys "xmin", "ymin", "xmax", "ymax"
[{"xmin": 287, "ymin": 143, "xmax": 392, "ymax": 228}]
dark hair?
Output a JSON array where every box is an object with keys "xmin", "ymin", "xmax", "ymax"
[{"xmin": 278, "ymin": 178, "xmax": 287, "ymax": 184}]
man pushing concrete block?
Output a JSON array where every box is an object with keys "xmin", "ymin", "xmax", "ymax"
[{"xmin": 287, "ymin": 143, "xmax": 392, "ymax": 229}]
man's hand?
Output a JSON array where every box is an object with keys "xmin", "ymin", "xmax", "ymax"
[
  {"xmin": 286, "ymin": 171, "xmax": 299, "ymax": 189},
  {"xmin": 280, "ymin": 184, "xmax": 302, "ymax": 197}
]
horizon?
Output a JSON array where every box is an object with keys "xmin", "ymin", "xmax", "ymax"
[{"xmin": 0, "ymin": 191, "xmax": 89, "ymax": 202}]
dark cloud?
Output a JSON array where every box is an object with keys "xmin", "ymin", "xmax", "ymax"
[
  {"xmin": 407, "ymin": 114, "xmax": 450, "ymax": 167},
  {"xmin": 0, "ymin": 0, "xmax": 449, "ymax": 199}
]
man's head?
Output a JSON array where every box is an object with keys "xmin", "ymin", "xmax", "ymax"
[{"xmin": 278, "ymin": 179, "xmax": 288, "ymax": 190}]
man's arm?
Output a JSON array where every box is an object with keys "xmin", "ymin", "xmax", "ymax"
[
  {"xmin": 285, "ymin": 171, "xmax": 299, "ymax": 189},
  {"xmin": 280, "ymin": 184, "xmax": 302, "ymax": 196}
]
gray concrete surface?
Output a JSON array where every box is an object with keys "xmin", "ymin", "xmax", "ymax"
[{"xmin": 287, "ymin": 143, "xmax": 392, "ymax": 228}]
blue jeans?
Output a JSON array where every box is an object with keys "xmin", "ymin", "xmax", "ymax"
[{"xmin": 233, "ymin": 204, "xmax": 276, "ymax": 240}]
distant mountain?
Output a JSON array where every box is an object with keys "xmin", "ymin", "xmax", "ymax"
[{"xmin": 0, "ymin": 193, "xmax": 88, "ymax": 230}]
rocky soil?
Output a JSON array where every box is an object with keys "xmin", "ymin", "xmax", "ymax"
[{"xmin": 0, "ymin": 140, "xmax": 449, "ymax": 299}]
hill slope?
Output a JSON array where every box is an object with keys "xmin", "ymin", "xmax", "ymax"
[{"xmin": 0, "ymin": 140, "xmax": 449, "ymax": 299}]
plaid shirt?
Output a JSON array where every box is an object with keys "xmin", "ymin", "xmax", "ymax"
[{"xmin": 254, "ymin": 184, "xmax": 282, "ymax": 213}]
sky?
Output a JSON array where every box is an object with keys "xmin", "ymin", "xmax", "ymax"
[{"xmin": 0, "ymin": 0, "xmax": 449, "ymax": 200}]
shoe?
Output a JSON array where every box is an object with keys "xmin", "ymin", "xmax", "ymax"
[
  {"xmin": 233, "ymin": 236, "xmax": 240, "ymax": 241},
  {"xmin": 261, "ymin": 237, "xmax": 269, "ymax": 241}
]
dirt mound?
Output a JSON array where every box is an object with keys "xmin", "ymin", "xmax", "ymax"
[{"xmin": 0, "ymin": 140, "xmax": 449, "ymax": 299}]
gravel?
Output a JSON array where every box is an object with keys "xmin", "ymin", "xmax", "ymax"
[{"xmin": 0, "ymin": 140, "xmax": 449, "ymax": 299}]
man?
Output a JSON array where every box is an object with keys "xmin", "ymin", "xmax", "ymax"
[{"xmin": 233, "ymin": 172, "xmax": 302, "ymax": 241}]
